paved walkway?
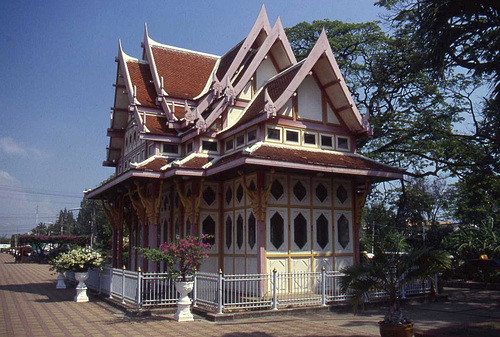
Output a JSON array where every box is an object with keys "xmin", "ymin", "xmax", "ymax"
[{"xmin": 1, "ymin": 252, "xmax": 499, "ymax": 337}]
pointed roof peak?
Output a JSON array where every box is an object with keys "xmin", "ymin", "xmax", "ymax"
[
  {"xmin": 274, "ymin": 16, "xmax": 283, "ymax": 27},
  {"xmin": 258, "ymin": 4, "xmax": 268, "ymax": 18}
]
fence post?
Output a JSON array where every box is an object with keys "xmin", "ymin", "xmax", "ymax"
[
  {"xmin": 272, "ymin": 268, "xmax": 278, "ymax": 310},
  {"xmin": 401, "ymin": 284, "xmax": 406, "ymax": 299},
  {"xmin": 98, "ymin": 268, "xmax": 102, "ymax": 294},
  {"xmin": 217, "ymin": 269, "xmax": 223, "ymax": 314},
  {"xmin": 321, "ymin": 267, "xmax": 326, "ymax": 307},
  {"xmin": 192, "ymin": 271, "xmax": 197, "ymax": 307},
  {"xmin": 136, "ymin": 267, "xmax": 142, "ymax": 309},
  {"xmin": 121, "ymin": 265, "xmax": 126, "ymax": 304},
  {"xmin": 109, "ymin": 268, "xmax": 113, "ymax": 299}
]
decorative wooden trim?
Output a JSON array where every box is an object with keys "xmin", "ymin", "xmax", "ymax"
[
  {"xmin": 126, "ymin": 184, "xmax": 146, "ymax": 226},
  {"xmin": 238, "ymin": 169, "xmax": 274, "ymax": 222},
  {"xmin": 101, "ymin": 199, "xmax": 121, "ymax": 230},
  {"xmin": 175, "ymin": 179, "xmax": 205, "ymax": 224},
  {"xmin": 355, "ymin": 178, "xmax": 370, "ymax": 225}
]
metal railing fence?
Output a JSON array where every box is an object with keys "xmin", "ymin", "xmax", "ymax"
[{"xmin": 67, "ymin": 267, "xmax": 436, "ymax": 314}]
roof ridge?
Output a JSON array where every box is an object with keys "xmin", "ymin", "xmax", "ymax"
[{"xmin": 150, "ymin": 41, "xmax": 220, "ymax": 59}]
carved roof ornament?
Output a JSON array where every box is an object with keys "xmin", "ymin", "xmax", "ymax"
[
  {"xmin": 211, "ymin": 73, "xmax": 224, "ymax": 98},
  {"xmin": 362, "ymin": 108, "xmax": 373, "ymax": 137},
  {"xmin": 224, "ymin": 76, "xmax": 236, "ymax": 105},
  {"xmin": 263, "ymin": 87, "xmax": 276, "ymax": 118}
]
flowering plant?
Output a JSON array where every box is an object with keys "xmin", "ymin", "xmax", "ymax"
[
  {"xmin": 49, "ymin": 247, "xmax": 104, "ymax": 273},
  {"xmin": 137, "ymin": 235, "xmax": 212, "ymax": 281}
]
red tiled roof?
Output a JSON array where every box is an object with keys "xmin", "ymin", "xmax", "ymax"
[
  {"xmin": 136, "ymin": 157, "xmax": 170, "ymax": 171},
  {"xmin": 248, "ymin": 144, "xmax": 404, "ymax": 174},
  {"xmin": 178, "ymin": 155, "xmax": 213, "ymax": 169},
  {"xmin": 152, "ymin": 46, "xmax": 218, "ymax": 99},
  {"xmin": 127, "ymin": 61, "xmax": 157, "ymax": 108},
  {"xmin": 143, "ymin": 115, "xmax": 178, "ymax": 136}
]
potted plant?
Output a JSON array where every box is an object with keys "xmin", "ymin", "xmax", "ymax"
[
  {"xmin": 137, "ymin": 234, "xmax": 212, "ymax": 321},
  {"xmin": 49, "ymin": 247, "xmax": 103, "ymax": 302},
  {"xmin": 340, "ymin": 232, "xmax": 450, "ymax": 337},
  {"xmin": 48, "ymin": 245, "xmax": 70, "ymax": 289}
]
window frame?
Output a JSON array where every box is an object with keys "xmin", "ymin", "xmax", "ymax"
[
  {"xmin": 265, "ymin": 125, "xmax": 282, "ymax": 142},
  {"xmin": 319, "ymin": 134, "xmax": 334, "ymax": 149}
]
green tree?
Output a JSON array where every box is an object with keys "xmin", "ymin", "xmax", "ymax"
[
  {"xmin": 75, "ymin": 199, "xmax": 111, "ymax": 250},
  {"xmin": 49, "ymin": 209, "xmax": 76, "ymax": 236},
  {"xmin": 31, "ymin": 222, "xmax": 49, "ymax": 236}
]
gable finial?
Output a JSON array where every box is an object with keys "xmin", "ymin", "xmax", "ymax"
[{"xmin": 263, "ymin": 87, "xmax": 276, "ymax": 118}]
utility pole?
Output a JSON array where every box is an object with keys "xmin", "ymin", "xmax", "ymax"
[{"xmin": 35, "ymin": 205, "xmax": 39, "ymax": 228}]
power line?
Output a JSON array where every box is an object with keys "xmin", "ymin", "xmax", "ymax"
[{"xmin": 0, "ymin": 185, "xmax": 82, "ymax": 199}]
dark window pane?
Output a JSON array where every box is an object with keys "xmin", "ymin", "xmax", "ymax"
[
  {"xmin": 338, "ymin": 215, "xmax": 349, "ymax": 249},
  {"xmin": 237, "ymin": 214, "xmax": 244, "ymax": 249},
  {"xmin": 236, "ymin": 134, "xmax": 245, "ymax": 147},
  {"xmin": 286, "ymin": 130, "xmax": 299, "ymax": 142},
  {"xmin": 337, "ymin": 137, "xmax": 349, "ymax": 149},
  {"xmin": 304, "ymin": 133, "xmax": 316, "ymax": 144},
  {"xmin": 267, "ymin": 128, "xmax": 281, "ymax": 140},
  {"xmin": 293, "ymin": 181, "xmax": 307, "ymax": 201},
  {"xmin": 202, "ymin": 215, "xmax": 216, "ymax": 245},
  {"xmin": 294, "ymin": 213, "xmax": 307, "ymax": 249},
  {"xmin": 336, "ymin": 185, "xmax": 348, "ymax": 204},
  {"xmin": 225, "ymin": 216, "xmax": 232, "ymax": 250},
  {"xmin": 270, "ymin": 179, "xmax": 284, "ymax": 200},
  {"xmin": 270, "ymin": 212, "xmax": 284, "ymax": 249},
  {"xmin": 225, "ymin": 139, "xmax": 233, "ymax": 151},
  {"xmin": 202, "ymin": 141, "xmax": 218, "ymax": 152},
  {"xmin": 163, "ymin": 143, "xmax": 178, "ymax": 154},
  {"xmin": 321, "ymin": 135, "xmax": 333, "ymax": 147},
  {"xmin": 203, "ymin": 186, "xmax": 216, "ymax": 206},
  {"xmin": 225, "ymin": 186, "xmax": 232, "ymax": 205},
  {"xmin": 247, "ymin": 129, "xmax": 257, "ymax": 142},
  {"xmin": 316, "ymin": 214, "xmax": 329, "ymax": 249},
  {"xmin": 248, "ymin": 213, "xmax": 256, "ymax": 249},
  {"xmin": 315, "ymin": 183, "xmax": 328, "ymax": 203},
  {"xmin": 236, "ymin": 184, "xmax": 244, "ymax": 203}
]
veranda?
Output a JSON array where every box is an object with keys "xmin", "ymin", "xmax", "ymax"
[{"xmin": 69, "ymin": 267, "xmax": 435, "ymax": 314}]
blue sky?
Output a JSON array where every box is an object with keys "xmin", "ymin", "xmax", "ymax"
[{"xmin": 0, "ymin": 0, "xmax": 383, "ymax": 236}]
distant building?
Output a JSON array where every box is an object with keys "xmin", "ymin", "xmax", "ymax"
[{"xmin": 85, "ymin": 6, "xmax": 403, "ymax": 274}]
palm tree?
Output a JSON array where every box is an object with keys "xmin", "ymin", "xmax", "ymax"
[{"xmin": 341, "ymin": 232, "xmax": 450, "ymax": 328}]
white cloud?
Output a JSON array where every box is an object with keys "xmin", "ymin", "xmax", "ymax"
[
  {"xmin": 0, "ymin": 137, "xmax": 49, "ymax": 158},
  {"xmin": 0, "ymin": 137, "xmax": 27, "ymax": 155},
  {"xmin": 0, "ymin": 170, "xmax": 19, "ymax": 186}
]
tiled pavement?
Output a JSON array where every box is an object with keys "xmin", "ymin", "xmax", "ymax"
[{"xmin": 1, "ymin": 252, "xmax": 499, "ymax": 337}]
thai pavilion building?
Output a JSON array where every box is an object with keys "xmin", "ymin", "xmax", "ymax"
[{"xmin": 85, "ymin": 6, "xmax": 404, "ymax": 276}]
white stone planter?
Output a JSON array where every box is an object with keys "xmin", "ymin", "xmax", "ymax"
[
  {"xmin": 174, "ymin": 280, "xmax": 194, "ymax": 322},
  {"xmin": 56, "ymin": 272, "xmax": 66, "ymax": 289},
  {"xmin": 74, "ymin": 272, "xmax": 89, "ymax": 303}
]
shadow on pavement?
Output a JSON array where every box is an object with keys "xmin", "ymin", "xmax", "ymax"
[{"xmin": 0, "ymin": 282, "xmax": 75, "ymax": 302}]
